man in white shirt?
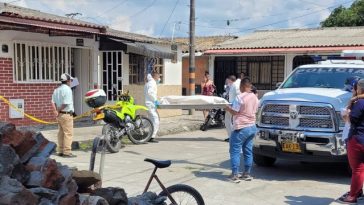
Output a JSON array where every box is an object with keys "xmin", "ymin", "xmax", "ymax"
[
  {"xmin": 144, "ymin": 71, "xmax": 161, "ymax": 143},
  {"xmin": 51, "ymin": 73, "xmax": 76, "ymax": 158}
]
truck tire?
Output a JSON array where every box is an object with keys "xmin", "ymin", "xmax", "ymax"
[{"xmin": 253, "ymin": 154, "xmax": 276, "ymax": 167}]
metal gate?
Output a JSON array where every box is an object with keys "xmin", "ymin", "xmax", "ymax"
[{"xmin": 102, "ymin": 51, "xmax": 123, "ymax": 101}]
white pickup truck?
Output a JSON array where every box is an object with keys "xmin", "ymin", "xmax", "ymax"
[{"xmin": 253, "ymin": 59, "xmax": 364, "ymax": 166}]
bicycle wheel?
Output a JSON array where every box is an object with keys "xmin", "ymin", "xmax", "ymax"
[
  {"xmin": 127, "ymin": 116, "xmax": 154, "ymax": 144},
  {"xmin": 159, "ymin": 184, "xmax": 205, "ymax": 205}
]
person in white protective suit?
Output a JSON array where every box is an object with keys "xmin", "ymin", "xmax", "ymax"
[{"xmin": 144, "ymin": 71, "xmax": 161, "ymax": 143}]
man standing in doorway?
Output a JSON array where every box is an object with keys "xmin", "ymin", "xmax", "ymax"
[
  {"xmin": 144, "ymin": 71, "xmax": 160, "ymax": 143},
  {"xmin": 51, "ymin": 73, "xmax": 76, "ymax": 158}
]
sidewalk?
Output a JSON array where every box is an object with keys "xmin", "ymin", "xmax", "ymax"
[{"xmin": 41, "ymin": 111, "xmax": 206, "ymax": 143}]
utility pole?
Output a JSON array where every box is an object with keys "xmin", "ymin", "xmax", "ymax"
[{"xmin": 188, "ymin": 0, "xmax": 195, "ymax": 115}]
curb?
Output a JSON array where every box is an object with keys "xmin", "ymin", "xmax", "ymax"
[
  {"xmin": 72, "ymin": 122, "xmax": 204, "ymax": 148},
  {"xmin": 157, "ymin": 122, "xmax": 202, "ymax": 137}
]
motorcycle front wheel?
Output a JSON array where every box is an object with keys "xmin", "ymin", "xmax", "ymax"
[
  {"xmin": 127, "ymin": 116, "xmax": 154, "ymax": 144},
  {"xmin": 102, "ymin": 124, "xmax": 122, "ymax": 153}
]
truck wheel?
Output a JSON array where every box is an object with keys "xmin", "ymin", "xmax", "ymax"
[{"xmin": 253, "ymin": 154, "xmax": 276, "ymax": 167}]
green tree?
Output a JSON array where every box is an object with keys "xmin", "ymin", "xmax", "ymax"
[{"xmin": 321, "ymin": 0, "xmax": 364, "ymax": 27}]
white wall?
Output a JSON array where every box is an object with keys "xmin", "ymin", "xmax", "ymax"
[
  {"xmin": 156, "ymin": 44, "xmax": 182, "ymax": 86},
  {"xmin": 120, "ymin": 43, "xmax": 182, "ymax": 86},
  {"xmin": 208, "ymin": 55, "xmax": 215, "ymax": 77},
  {"xmin": 285, "ymin": 54, "xmax": 296, "ymax": 78},
  {"xmin": 122, "ymin": 51, "xmax": 129, "ymax": 86},
  {"xmin": 0, "ymin": 30, "xmax": 99, "ymax": 84}
]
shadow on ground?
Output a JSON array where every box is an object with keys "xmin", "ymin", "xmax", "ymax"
[
  {"xmin": 284, "ymin": 195, "xmax": 335, "ymax": 205},
  {"xmin": 188, "ymin": 159, "xmax": 350, "ymax": 185},
  {"xmin": 158, "ymin": 137, "xmax": 223, "ymax": 142}
]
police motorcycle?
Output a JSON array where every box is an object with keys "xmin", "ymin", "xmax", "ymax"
[{"xmin": 85, "ymin": 89, "xmax": 154, "ymax": 153}]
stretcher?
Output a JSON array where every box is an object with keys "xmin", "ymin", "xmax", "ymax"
[
  {"xmin": 158, "ymin": 103, "xmax": 230, "ymax": 109},
  {"xmin": 158, "ymin": 95, "xmax": 231, "ymax": 109}
]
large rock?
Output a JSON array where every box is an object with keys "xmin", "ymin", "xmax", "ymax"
[
  {"xmin": 25, "ymin": 157, "xmax": 65, "ymax": 190},
  {"xmin": 1, "ymin": 124, "xmax": 55, "ymax": 164},
  {"xmin": 0, "ymin": 144, "xmax": 29, "ymax": 183},
  {"xmin": 72, "ymin": 170, "xmax": 102, "ymax": 193},
  {"xmin": 79, "ymin": 195, "xmax": 109, "ymax": 205},
  {"xmin": 127, "ymin": 192, "xmax": 166, "ymax": 205},
  {"xmin": 41, "ymin": 159, "xmax": 64, "ymax": 190},
  {"xmin": 91, "ymin": 187, "xmax": 128, "ymax": 205},
  {"xmin": 0, "ymin": 176, "xmax": 38, "ymax": 205},
  {"xmin": 29, "ymin": 187, "xmax": 57, "ymax": 200}
]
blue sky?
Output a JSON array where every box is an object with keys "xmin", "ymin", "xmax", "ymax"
[{"xmin": 6, "ymin": 0, "xmax": 354, "ymax": 37}]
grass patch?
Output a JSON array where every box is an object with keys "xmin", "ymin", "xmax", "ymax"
[{"xmin": 78, "ymin": 140, "xmax": 94, "ymax": 151}]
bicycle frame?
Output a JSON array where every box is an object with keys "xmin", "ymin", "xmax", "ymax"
[{"xmin": 143, "ymin": 166, "xmax": 178, "ymax": 204}]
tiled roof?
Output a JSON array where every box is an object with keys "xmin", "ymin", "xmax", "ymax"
[
  {"xmin": 0, "ymin": 3, "xmax": 172, "ymax": 44},
  {"xmin": 0, "ymin": 3, "xmax": 104, "ymax": 28},
  {"xmin": 105, "ymin": 28, "xmax": 171, "ymax": 44},
  {"xmin": 173, "ymin": 36, "xmax": 237, "ymax": 53},
  {"xmin": 212, "ymin": 27, "xmax": 364, "ymax": 50}
]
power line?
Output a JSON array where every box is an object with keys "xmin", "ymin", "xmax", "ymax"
[
  {"xmin": 159, "ymin": 0, "xmax": 180, "ymax": 37},
  {"xmin": 230, "ymin": 0, "xmax": 355, "ymax": 34},
  {"xmin": 177, "ymin": 0, "xmax": 354, "ymax": 34},
  {"xmin": 95, "ymin": 0, "xmax": 129, "ymax": 19},
  {"xmin": 197, "ymin": 8, "xmax": 313, "ymax": 23},
  {"xmin": 128, "ymin": 0, "xmax": 157, "ymax": 18},
  {"xmin": 296, "ymin": 0, "xmax": 328, "ymax": 8}
]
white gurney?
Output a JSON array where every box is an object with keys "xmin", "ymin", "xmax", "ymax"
[{"xmin": 158, "ymin": 95, "xmax": 230, "ymax": 109}]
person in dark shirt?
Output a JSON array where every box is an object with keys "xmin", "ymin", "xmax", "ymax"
[{"xmin": 339, "ymin": 79, "xmax": 364, "ymax": 203}]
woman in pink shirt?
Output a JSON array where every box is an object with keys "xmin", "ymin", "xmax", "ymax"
[{"xmin": 225, "ymin": 77, "xmax": 259, "ymax": 183}]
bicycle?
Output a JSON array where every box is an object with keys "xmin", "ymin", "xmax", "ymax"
[{"xmin": 143, "ymin": 158, "xmax": 205, "ymax": 205}]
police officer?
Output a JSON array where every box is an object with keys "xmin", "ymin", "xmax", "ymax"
[{"xmin": 51, "ymin": 73, "xmax": 76, "ymax": 157}]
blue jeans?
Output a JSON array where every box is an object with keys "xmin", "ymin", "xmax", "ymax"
[{"xmin": 229, "ymin": 125, "xmax": 257, "ymax": 175}]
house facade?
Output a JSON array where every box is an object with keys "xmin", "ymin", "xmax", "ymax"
[
  {"xmin": 174, "ymin": 36, "xmax": 236, "ymax": 95},
  {"xmin": 204, "ymin": 27, "xmax": 364, "ymax": 96},
  {"xmin": 0, "ymin": 3, "xmax": 181, "ymax": 125},
  {"xmin": 99, "ymin": 32, "xmax": 182, "ymax": 117}
]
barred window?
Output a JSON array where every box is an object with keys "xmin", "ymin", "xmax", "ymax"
[
  {"xmin": 13, "ymin": 42, "xmax": 73, "ymax": 82},
  {"xmin": 128, "ymin": 54, "xmax": 164, "ymax": 85}
]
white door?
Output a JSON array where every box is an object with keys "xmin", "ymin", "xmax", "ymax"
[
  {"xmin": 73, "ymin": 48, "xmax": 92, "ymax": 115},
  {"xmin": 102, "ymin": 51, "xmax": 123, "ymax": 102}
]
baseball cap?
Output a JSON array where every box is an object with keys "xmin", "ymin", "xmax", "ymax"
[{"xmin": 60, "ymin": 73, "xmax": 74, "ymax": 82}]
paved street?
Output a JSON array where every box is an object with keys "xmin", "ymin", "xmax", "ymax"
[{"xmin": 50, "ymin": 128, "xmax": 352, "ymax": 205}]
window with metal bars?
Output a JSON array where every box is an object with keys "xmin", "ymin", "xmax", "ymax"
[
  {"xmin": 13, "ymin": 42, "xmax": 73, "ymax": 82},
  {"xmin": 128, "ymin": 54, "xmax": 164, "ymax": 85}
]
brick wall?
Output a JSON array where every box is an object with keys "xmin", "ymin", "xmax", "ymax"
[
  {"xmin": 0, "ymin": 58, "xmax": 58, "ymax": 126},
  {"xmin": 182, "ymin": 56, "xmax": 209, "ymax": 95},
  {"xmin": 124, "ymin": 84, "xmax": 182, "ymax": 117}
]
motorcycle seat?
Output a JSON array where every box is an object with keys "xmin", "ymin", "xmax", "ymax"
[{"xmin": 144, "ymin": 158, "xmax": 171, "ymax": 169}]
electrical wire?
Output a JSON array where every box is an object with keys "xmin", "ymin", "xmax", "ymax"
[
  {"xmin": 128, "ymin": 0, "xmax": 157, "ymax": 18},
  {"xmin": 95, "ymin": 0, "xmax": 129, "ymax": 19},
  {"xmin": 174, "ymin": 0, "xmax": 354, "ymax": 34},
  {"xmin": 159, "ymin": 0, "xmax": 180, "ymax": 37},
  {"xmin": 229, "ymin": 0, "xmax": 355, "ymax": 34}
]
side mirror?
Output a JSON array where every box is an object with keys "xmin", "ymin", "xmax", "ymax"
[{"xmin": 275, "ymin": 82, "xmax": 282, "ymax": 89}]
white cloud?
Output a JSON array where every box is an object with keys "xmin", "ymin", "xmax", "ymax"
[
  {"xmin": 110, "ymin": 16, "xmax": 132, "ymax": 32},
  {"xmin": 17, "ymin": 0, "xmax": 352, "ymax": 37},
  {"xmin": 135, "ymin": 27, "xmax": 155, "ymax": 36},
  {"xmin": 11, "ymin": 0, "xmax": 28, "ymax": 7},
  {"xmin": 38, "ymin": 0, "xmax": 88, "ymax": 12}
]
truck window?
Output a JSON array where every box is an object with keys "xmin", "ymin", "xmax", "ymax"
[{"xmin": 281, "ymin": 67, "xmax": 364, "ymax": 89}]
